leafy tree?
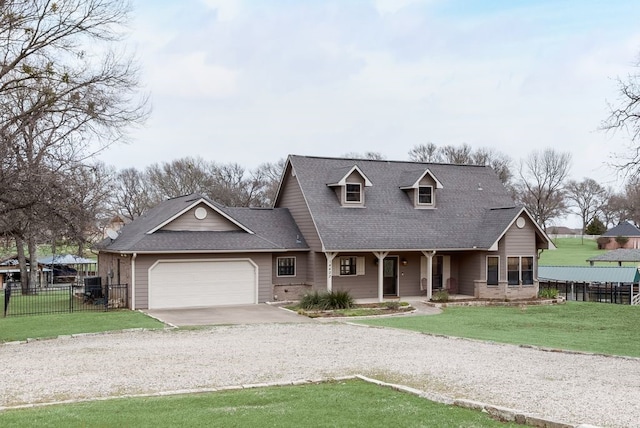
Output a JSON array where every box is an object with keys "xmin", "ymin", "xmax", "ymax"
[
  {"xmin": 585, "ymin": 217, "xmax": 607, "ymax": 235},
  {"xmin": 514, "ymin": 148, "xmax": 571, "ymax": 229}
]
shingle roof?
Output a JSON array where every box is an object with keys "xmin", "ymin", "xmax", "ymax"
[
  {"xmin": 539, "ymin": 266, "xmax": 640, "ymax": 283},
  {"xmin": 602, "ymin": 220, "xmax": 640, "ymax": 237},
  {"xmin": 287, "ymin": 155, "xmax": 529, "ymax": 251},
  {"xmin": 587, "ymin": 249, "xmax": 640, "ymax": 263},
  {"xmin": 97, "ymin": 194, "xmax": 308, "ymax": 253}
]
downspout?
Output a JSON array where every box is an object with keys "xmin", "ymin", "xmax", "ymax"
[{"xmin": 131, "ymin": 253, "xmax": 137, "ymax": 310}]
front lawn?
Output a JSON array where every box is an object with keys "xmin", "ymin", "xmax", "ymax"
[
  {"xmin": 538, "ymin": 237, "xmax": 604, "ymax": 266},
  {"xmin": 0, "ymin": 311, "xmax": 165, "ymax": 342},
  {"xmin": 0, "ymin": 379, "xmax": 519, "ymax": 428},
  {"xmin": 358, "ymin": 302, "xmax": 640, "ymax": 357}
]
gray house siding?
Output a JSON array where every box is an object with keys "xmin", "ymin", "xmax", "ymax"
[
  {"xmin": 132, "ymin": 252, "xmax": 273, "ymax": 309},
  {"xmin": 161, "ymin": 205, "xmax": 240, "ymax": 232},
  {"xmin": 277, "ymin": 167, "xmax": 323, "ymax": 251},
  {"xmin": 272, "ymin": 252, "xmax": 308, "ymax": 285},
  {"xmin": 457, "ymin": 252, "xmax": 482, "ymax": 296}
]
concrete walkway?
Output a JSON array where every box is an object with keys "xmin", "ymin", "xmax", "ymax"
[{"xmin": 145, "ymin": 303, "xmax": 314, "ymax": 326}]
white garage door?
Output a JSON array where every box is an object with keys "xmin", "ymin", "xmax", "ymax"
[{"xmin": 149, "ymin": 260, "xmax": 257, "ymax": 309}]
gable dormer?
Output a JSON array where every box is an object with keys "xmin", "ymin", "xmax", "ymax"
[
  {"xmin": 399, "ymin": 169, "xmax": 443, "ymax": 209},
  {"xmin": 326, "ymin": 165, "xmax": 372, "ymax": 208}
]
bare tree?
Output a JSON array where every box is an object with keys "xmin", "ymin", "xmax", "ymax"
[
  {"xmin": 408, "ymin": 143, "xmax": 513, "ymax": 185},
  {"xmin": 111, "ymin": 167, "xmax": 153, "ymax": 221},
  {"xmin": 408, "ymin": 143, "xmax": 442, "ymax": 162},
  {"xmin": 600, "ymin": 188, "xmax": 627, "ymax": 228},
  {"xmin": 566, "ymin": 178, "xmax": 606, "ymax": 240},
  {"xmin": 342, "ymin": 151, "xmax": 386, "ymax": 160},
  {"xmin": 0, "ymin": 0, "xmax": 148, "ymax": 286},
  {"xmin": 602, "ymin": 63, "xmax": 640, "ymax": 177},
  {"xmin": 146, "ymin": 157, "xmax": 216, "ymax": 202},
  {"xmin": 253, "ymin": 158, "xmax": 285, "ymax": 206},
  {"xmin": 514, "ymin": 149, "xmax": 572, "ymax": 229}
]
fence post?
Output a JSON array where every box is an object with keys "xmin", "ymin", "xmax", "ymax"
[
  {"xmin": 3, "ymin": 284, "xmax": 10, "ymax": 317},
  {"xmin": 69, "ymin": 284, "xmax": 73, "ymax": 313},
  {"xmin": 104, "ymin": 283, "xmax": 109, "ymax": 311}
]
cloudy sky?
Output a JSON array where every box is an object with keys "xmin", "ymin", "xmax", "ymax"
[{"xmin": 99, "ymin": 0, "xmax": 640, "ymax": 192}]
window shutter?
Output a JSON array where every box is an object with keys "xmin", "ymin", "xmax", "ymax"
[{"xmin": 356, "ymin": 257, "xmax": 365, "ymax": 275}]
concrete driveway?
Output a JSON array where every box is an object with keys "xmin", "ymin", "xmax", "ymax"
[{"xmin": 144, "ymin": 303, "xmax": 314, "ymax": 326}]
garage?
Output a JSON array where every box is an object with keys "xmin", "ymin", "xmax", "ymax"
[{"xmin": 148, "ymin": 259, "xmax": 257, "ymax": 309}]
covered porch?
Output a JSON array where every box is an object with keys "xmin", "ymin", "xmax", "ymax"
[{"xmin": 324, "ymin": 250, "xmax": 476, "ymax": 302}]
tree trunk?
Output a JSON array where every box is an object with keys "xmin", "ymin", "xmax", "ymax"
[
  {"xmin": 27, "ymin": 236, "xmax": 38, "ymax": 289},
  {"xmin": 15, "ymin": 237, "xmax": 29, "ymax": 294}
]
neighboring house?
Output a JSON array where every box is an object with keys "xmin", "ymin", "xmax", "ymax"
[
  {"xmin": 599, "ymin": 221, "xmax": 640, "ymax": 250},
  {"xmin": 95, "ymin": 155, "xmax": 554, "ymax": 310}
]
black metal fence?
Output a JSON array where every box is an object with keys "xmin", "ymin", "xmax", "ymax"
[
  {"xmin": 2, "ymin": 282, "xmax": 128, "ymax": 317},
  {"xmin": 539, "ymin": 281, "xmax": 639, "ymax": 305}
]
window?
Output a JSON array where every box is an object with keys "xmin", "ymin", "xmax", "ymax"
[
  {"xmin": 340, "ymin": 256, "xmax": 357, "ymax": 275},
  {"xmin": 418, "ymin": 186, "xmax": 433, "ymax": 205},
  {"xmin": 507, "ymin": 256, "xmax": 535, "ymax": 286},
  {"xmin": 507, "ymin": 257, "xmax": 519, "ymax": 285},
  {"xmin": 521, "ymin": 257, "xmax": 534, "ymax": 285},
  {"xmin": 487, "ymin": 256, "xmax": 499, "ymax": 286},
  {"xmin": 345, "ymin": 183, "xmax": 361, "ymax": 203},
  {"xmin": 277, "ymin": 257, "xmax": 296, "ymax": 277}
]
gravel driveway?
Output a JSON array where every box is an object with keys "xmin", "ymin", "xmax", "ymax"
[{"xmin": 1, "ymin": 323, "xmax": 639, "ymax": 427}]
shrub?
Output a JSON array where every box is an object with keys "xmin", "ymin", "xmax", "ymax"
[
  {"xmin": 299, "ymin": 291, "xmax": 323, "ymax": 309},
  {"xmin": 596, "ymin": 236, "xmax": 610, "ymax": 249},
  {"xmin": 321, "ymin": 290, "xmax": 354, "ymax": 309},
  {"xmin": 299, "ymin": 290, "xmax": 354, "ymax": 310},
  {"xmin": 539, "ymin": 287, "xmax": 559, "ymax": 299},
  {"xmin": 585, "ymin": 217, "xmax": 607, "ymax": 235},
  {"xmin": 431, "ymin": 290, "xmax": 449, "ymax": 302},
  {"xmin": 384, "ymin": 301, "xmax": 400, "ymax": 310},
  {"xmin": 615, "ymin": 235, "xmax": 629, "ymax": 248}
]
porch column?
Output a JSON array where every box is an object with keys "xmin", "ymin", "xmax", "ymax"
[
  {"xmin": 421, "ymin": 250, "xmax": 436, "ymax": 300},
  {"xmin": 325, "ymin": 252, "xmax": 338, "ymax": 292},
  {"xmin": 373, "ymin": 251, "xmax": 390, "ymax": 303}
]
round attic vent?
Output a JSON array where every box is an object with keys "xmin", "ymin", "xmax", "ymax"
[
  {"xmin": 516, "ymin": 217, "xmax": 526, "ymax": 229},
  {"xmin": 194, "ymin": 207, "xmax": 208, "ymax": 220}
]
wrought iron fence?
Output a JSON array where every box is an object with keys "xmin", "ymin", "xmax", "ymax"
[
  {"xmin": 2, "ymin": 282, "xmax": 128, "ymax": 317},
  {"xmin": 539, "ymin": 281, "xmax": 638, "ymax": 305}
]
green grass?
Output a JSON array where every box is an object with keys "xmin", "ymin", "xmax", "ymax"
[
  {"xmin": 0, "ymin": 311, "xmax": 165, "ymax": 342},
  {"xmin": 358, "ymin": 302, "xmax": 640, "ymax": 357},
  {"xmin": 0, "ymin": 379, "xmax": 519, "ymax": 428},
  {"xmin": 1, "ymin": 289, "xmax": 98, "ymax": 316},
  {"xmin": 539, "ymin": 237, "xmax": 604, "ymax": 266}
]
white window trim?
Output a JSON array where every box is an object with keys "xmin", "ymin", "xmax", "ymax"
[
  {"xmin": 486, "ymin": 255, "xmax": 500, "ymax": 286},
  {"xmin": 345, "ymin": 183, "xmax": 362, "ymax": 204},
  {"xmin": 417, "ymin": 185, "xmax": 434, "ymax": 206},
  {"xmin": 276, "ymin": 256, "xmax": 296, "ymax": 277},
  {"xmin": 506, "ymin": 255, "xmax": 535, "ymax": 286}
]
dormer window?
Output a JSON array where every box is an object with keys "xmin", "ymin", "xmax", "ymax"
[
  {"xmin": 418, "ymin": 186, "xmax": 433, "ymax": 205},
  {"xmin": 346, "ymin": 183, "xmax": 362, "ymax": 203},
  {"xmin": 326, "ymin": 164, "xmax": 372, "ymax": 208},
  {"xmin": 400, "ymin": 168, "xmax": 443, "ymax": 210}
]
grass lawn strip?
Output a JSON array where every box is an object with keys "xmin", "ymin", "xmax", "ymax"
[
  {"xmin": 0, "ymin": 311, "xmax": 166, "ymax": 343},
  {"xmin": 538, "ymin": 237, "xmax": 605, "ymax": 266},
  {"xmin": 0, "ymin": 377, "xmax": 535, "ymax": 428},
  {"xmin": 358, "ymin": 301, "xmax": 640, "ymax": 358}
]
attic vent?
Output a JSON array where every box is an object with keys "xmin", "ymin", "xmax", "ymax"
[{"xmin": 194, "ymin": 207, "xmax": 208, "ymax": 220}]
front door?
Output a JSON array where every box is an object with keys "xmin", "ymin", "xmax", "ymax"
[{"xmin": 383, "ymin": 257, "xmax": 398, "ymax": 295}]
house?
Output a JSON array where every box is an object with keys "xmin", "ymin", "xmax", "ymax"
[
  {"xmin": 599, "ymin": 221, "xmax": 640, "ymax": 250},
  {"xmin": 95, "ymin": 155, "xmax": 554, "ymax": 310}
]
